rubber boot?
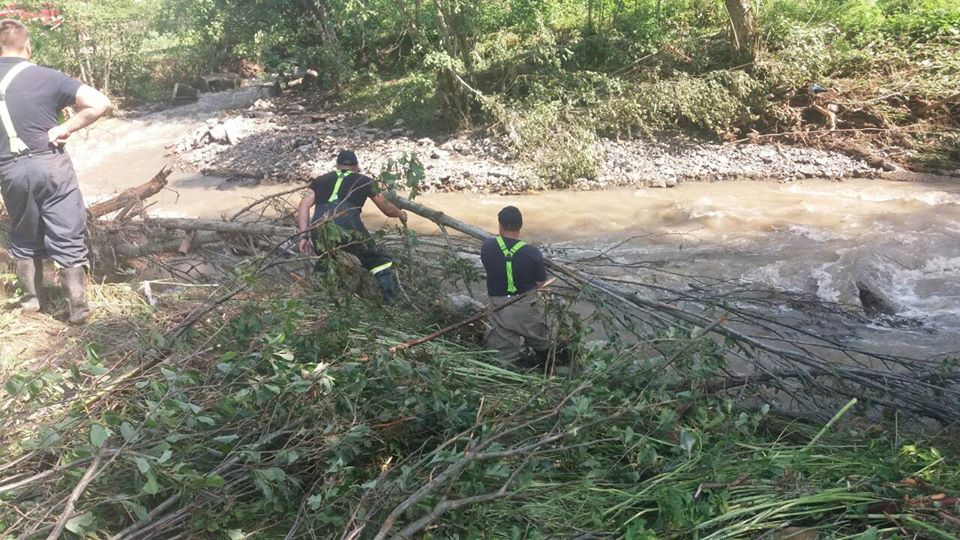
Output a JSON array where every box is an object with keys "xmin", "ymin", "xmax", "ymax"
[
  {"xmin": 60, "ymin": 266, "xmax": 92, "ymax": 325},
  {"xmin": 375, "ymin": 268, "xmax": 397, "ymax": 305},
  {"xmin": 14, "ymin": 258, "xmax": 42, "ymax": 312},
  {"xmin": 517, "ymin": 348, "xmax": 557, "ymax": 371}
]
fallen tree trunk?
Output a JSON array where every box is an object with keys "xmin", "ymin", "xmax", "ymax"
[
  {"xmin": 113, "ymin": 232, "xmax": 220, "ymax": 258},
  {"xmin": 89, "ymin": 166, "xmax": 173, "ymax": 219},
  {"xmin": 388, "ymin": 194, "xmax": 959, "ymax": 423},
  {"xmin": 145, "ymin": 218, "xmax": 296, "ymax": 237}
]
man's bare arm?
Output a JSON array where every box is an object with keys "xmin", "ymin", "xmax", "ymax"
[
  {"xmin": 48, "ymin": 85, "xmax": 112, "ymax": 145},
  {"xmin": 371, "ymin": 193, "xmax": 408, "ymax": 224},
  {"xmin": 297, "ymin": 192, "xmax": 316, "ymax": 253}
]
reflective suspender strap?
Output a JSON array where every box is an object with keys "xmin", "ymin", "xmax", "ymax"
[
  {"xmin": 0, "ymin": 62, "xmax": 33, "ymax": 155},
  {"xmin": 369, "ymin": 261, "xmax": 393, "ymax": 275},
  {"xmin": 496, "ymin": 236, "xmax": 526, "ymax": 294},
  {"xmin": 328, "ymin": 170, "xmax": 349, "ymax": 202}
]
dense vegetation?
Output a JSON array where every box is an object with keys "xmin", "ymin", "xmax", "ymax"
[
  {"xmin": 1, "ymin": 271, "xmax": 958, "ymax": 538},
  {"xmin": 2, "ymin": 3, "xmax": 959, "ymax": 537},
  {"xmin": 17, "ymin": 0, "xmax": 960, "ymax": 179}
]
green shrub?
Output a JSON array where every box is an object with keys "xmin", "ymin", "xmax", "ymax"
[
  {"xmin": 339, "ymin": 73, "xmax": 445, "ymax": 133},
  {"xmin": 585, "ymin": 71, "xmax": 759, "ymax": 138},
  {"xmin": 512, "ymin": 103, "xmax": 603, "ymax": 186}
]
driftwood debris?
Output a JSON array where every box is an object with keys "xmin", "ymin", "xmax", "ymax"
[
  {"xmin": 386, "ymin": 194, "xmax": 959, "ymax": 424},
  {"xmin": 146, "ymin": 218, "xmax": 295, "ymax": 237},
  {"xmin": 88, "ymin": 166, "xmax": 173, "ymax": 219}
]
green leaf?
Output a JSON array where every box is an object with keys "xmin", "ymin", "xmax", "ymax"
[
  {"xmin": 142, "ymin": 471, "xmax": 160, "ymax": 495},
  {"xmin": 679, "ymin": 429, "xmax": 697, "ymax": 459},
  {"xmin": 120, "ymin": 421, "xmax": 139, "ymax": 443},
  {"xmin": 158, "ymin": 449, "xmax": 173, "ymax": 463},
  {"xmin": 135, "ymin": 457, "xmax": 151, "ymax": 474},
  {"xmin": 165, "ymin": 433, "xmax": 188, "ymax": 443},
  {"xmin": 90, "ymin": 424, "xmax": 110, "ymax": 448},
  {"xmin": 87, "ymin": 364, "xmax": 109, "ymax": 376},
  {"xmin": 65, "ymin": 512, "xmax": 95, "ymax": 534},
  {"xmin": 261, "ymin": 467, "xmax": 286, "ymax": 481},
  {"xmin": 307, "ymin": 494, "xmax": 323, "ymax": 510},
  {"xmin": 202, "ymin": 474, "xmax": 225, "ymax": 488},
  {"xmin": 227, "ymin": 530, "xmax": 245, "ymax": 540},
  {"xmin": 213, "ymin": 434, "xmax": 239, "ymax": 444}
]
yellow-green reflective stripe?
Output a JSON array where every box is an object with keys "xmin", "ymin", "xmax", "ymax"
[
  {"xmin": 328, "ymin": 170, "xmax": 348, "ymax": 202},
  {"xmin": 370, "ymin": 262, "xmax": 393, "ymax": 275},
  {"xmin": 495, "ymin": 236, "xmax": 525, "ymax": 294}
]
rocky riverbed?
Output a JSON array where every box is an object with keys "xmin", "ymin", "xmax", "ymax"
[{"xmin": 168, "ymin": 93, "xmax": 879, "ymax": 193}]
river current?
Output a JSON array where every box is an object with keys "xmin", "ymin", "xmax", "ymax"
[{"xmin": 68, "ymin": 88, "xmax": 960, "ymax": 357}]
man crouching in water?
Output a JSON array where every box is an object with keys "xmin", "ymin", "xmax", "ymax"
[
  {"xmin": 297, "ymin": 150, "xmax": 407, "ymax": 304},
  {"xmin": 480, "ymin": 206, "xmax": 552, "ymax": 368}
]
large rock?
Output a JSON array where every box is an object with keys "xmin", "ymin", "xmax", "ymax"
[
  {"xmin": 171, "ymin": 83, "xmax": 199, "ymax": 102},
  {"xmin": 855, "ymin": 280, "xmax": 898, "ymax": 318},
  {"xmin": 196, "ymin": 73, "xmax": 242, "ymax": 93}
]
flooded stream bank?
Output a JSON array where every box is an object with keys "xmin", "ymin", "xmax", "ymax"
[{"xmin": 66, "ymin": 88, "xmax": 960, "ymax": 357}]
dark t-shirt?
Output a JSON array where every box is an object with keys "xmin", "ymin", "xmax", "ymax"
[
  {"xmin": 481, "ymin": 236, "xmax": 547, "ymax": 297},
  {"xmin": 309, "ymin": 170, "xmax": 376, "ymax": 212},
  {"xmin": 0, "ymin": 58, "xmax": 82, "ymax": 158}
]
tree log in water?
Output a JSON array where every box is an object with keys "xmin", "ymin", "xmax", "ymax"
[{"xmin": 88, "ymin": 166, "xmax": 173, "ymax": 219}]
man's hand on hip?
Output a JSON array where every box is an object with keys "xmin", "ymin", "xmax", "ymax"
[{"xmin": 48, "ymin": 125, "xmax": 71, "ymax": 146}]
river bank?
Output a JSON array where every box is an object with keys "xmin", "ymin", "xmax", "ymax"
[
  {"xmin": 163, "ymin": 89, "xmax": 886, "ymax": 193},
  {"xmin": 60, "ymin": 86, "xmax": 960, "ymax": 358}
]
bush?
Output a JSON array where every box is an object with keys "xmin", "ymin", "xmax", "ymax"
[{"xmin": 512, "ymin": 103, "xmax": 603, "ymax": 186}]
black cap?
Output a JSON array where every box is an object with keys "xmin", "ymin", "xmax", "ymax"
[
  {"xmin": 336, "ymin": 150, "xmax": 358, "ymax": 166},
  {"xmin": 498, "ymin": 206, "xmax": 523, "ymax": 230}
]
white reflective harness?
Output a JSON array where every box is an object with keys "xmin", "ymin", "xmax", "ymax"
[{"xmin": 0, "ymin": 61, "xmax": 34, "ymax": 156}]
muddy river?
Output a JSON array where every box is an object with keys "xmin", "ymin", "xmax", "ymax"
[{"xmin": 68, "ymin": 88, "xmax": 960, "ymax": 357}]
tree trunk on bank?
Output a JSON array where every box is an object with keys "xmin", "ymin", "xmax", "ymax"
[
  {"xmin": 723, "ymin": 0, "xmax": 758, "ymax": 62},
  {"xmin": 432, "ymin": 0, "xmax": 476, "ymax": 125}
]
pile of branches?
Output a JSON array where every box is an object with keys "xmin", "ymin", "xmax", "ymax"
[
  {"xmin": 1, "ymin": 176, "xmax": 958, "ymax": 538},
  {"xmin": 75, "ymin": 171, "xmax": 960, "ymax": 425},
  {"xmin": 1, "ymin": 263, "xmax": 958, "ymax": 538}
]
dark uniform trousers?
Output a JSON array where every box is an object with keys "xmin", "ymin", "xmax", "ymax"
[
  {"xmin": 0, "ymin": 151, "xmax": 88, "ymax": 268},
  {"xmin": 486, "ymin": 296, "xmax": 551, "ymax": 362},
  {"xmin": 310, "ymin": 209, "xmax": 393, "ymax": 275}
]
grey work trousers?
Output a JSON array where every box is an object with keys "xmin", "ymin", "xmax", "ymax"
[
  {"xmin": 486, "ymin": 295, "xmax": 551, "ymax": 362},
  {"xmin": 0, "ymin": 151, "xmax": 88, "ymax": 268}
]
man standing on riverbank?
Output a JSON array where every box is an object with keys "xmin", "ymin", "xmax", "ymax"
[
  {"xmin": 0, "ymin": 19, "xmax": 111, "ymax": 324},
  {"xmin": 480, "ymin": 206, "xmax": 552, "ymax": 368},
  {"xmin": 297, "ymin": 150, "xmax": 408, "ymax": 304}
]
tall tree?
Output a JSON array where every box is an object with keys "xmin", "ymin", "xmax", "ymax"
[{"xmin": 723, "ymin": 0, "xmax": 758, "ymax": 61}]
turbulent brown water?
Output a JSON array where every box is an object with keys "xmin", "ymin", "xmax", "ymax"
[{"xmin": 68, "ymin": 88, "xmax": 960, "ymax": 357}]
